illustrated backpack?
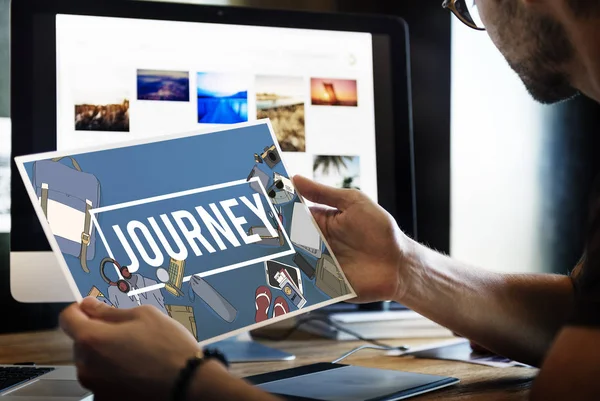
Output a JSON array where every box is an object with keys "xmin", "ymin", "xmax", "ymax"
[{"xmin": 32, "ymin": 157, "xmax": 100, "ymax": 273}]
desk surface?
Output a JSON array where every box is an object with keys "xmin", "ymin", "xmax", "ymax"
[{"xmin": 0, "ymin": 328, "xmax": 536, "ymax": 400}]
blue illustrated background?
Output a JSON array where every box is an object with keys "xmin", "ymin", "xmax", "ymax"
[{"xmin": 23, "ymin": 123, "xmax": 348, "ymax": 343}]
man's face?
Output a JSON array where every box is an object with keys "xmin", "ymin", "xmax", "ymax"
[{"xmin": 475, "ymin": 0, "xmax": 578, "ymax": 103}]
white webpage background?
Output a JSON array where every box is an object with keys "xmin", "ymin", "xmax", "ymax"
[{"xmin": 56, "ymin": 14, "xmax": 378, "ymax": 202}]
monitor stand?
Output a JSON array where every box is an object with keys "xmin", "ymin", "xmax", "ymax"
[
  {"xmin": 4, "ymin": 249, "xmax": 68, "ymax": 333},
  {"xmin": 210, "ymin": 332, "xmax": 295, "ymax": 363},
  {"xmin": 296, "ymin": 301, "xmax": 438, "ymax": 340}
]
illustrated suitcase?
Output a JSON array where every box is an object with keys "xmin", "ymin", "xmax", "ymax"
[
  {"xmin": 315, "ymin": 254, "xmax": 349, "ymax": 298},
  {"xmin": 248, "ymin": 225, "xmax": 284, "ymax": 246},
  {"xmin": 32, "ymin": 157, "xmax": 100, "ymax": 273}
]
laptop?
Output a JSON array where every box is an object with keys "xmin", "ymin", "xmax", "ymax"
[{"xmin": 0, "ymin": 365, "xmax": 92, "ymax": 400}]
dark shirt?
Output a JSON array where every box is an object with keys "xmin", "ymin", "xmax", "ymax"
[{"xmin": 569, "ymin": 178, "xmax": 600, "ymax": 326}]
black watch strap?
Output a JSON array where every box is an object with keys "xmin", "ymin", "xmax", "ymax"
[
  {"xmin": 202, "ymin": 348, "xmax": 229, "ymax": 368},
  {"xmin": 171, "ymin": 348, "xmax": 229, "ymax": 401}
]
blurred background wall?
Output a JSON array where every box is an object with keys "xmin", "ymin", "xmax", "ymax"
[
  {"xmin": 2, "ymin": 0, "xmax": 600, "ymax": 332},
  {"xmin": 450, "ymin": 19, "xmax": 548, "ymax": 273},
  {"xmin": 450, "ymin": 17, "xmax": 600, "ymax": 274}
]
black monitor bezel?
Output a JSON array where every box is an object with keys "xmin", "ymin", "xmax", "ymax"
[{"xmin": 10, "ymin": 0, "xmax": 416, "ymax": 253}]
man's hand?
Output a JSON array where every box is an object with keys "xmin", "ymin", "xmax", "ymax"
[
  {"xmin": 60, "ymin": 298, "xmax": 206, "ymax": 401},
  {"xmin": 60, "ymin": 298, "xmax": 280, "ymax": 401},
  {"xmin": 293, "ymin": 177, "xmax": 576, "ymax": 369},
  {"xmin": 293, "ymin": 175, "xmax": 412, "ymax": 303}
]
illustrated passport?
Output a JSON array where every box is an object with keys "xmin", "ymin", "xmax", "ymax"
[{"xmin": 15, "ymin": 120, "xmax": 355, "ymax": 345}]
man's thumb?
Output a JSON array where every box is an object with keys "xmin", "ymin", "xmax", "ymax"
[
  {"xmin": 80, "ymin": 297, "xmax": 137, "ymax": 323},
  {"xmin": 292, "ymin": 175, "xmax": 357, "ymax": 210}
]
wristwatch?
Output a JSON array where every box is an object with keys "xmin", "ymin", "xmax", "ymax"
[{"xmin": 171, "ymin": 348, "xmax": 229, "ymax": 401}]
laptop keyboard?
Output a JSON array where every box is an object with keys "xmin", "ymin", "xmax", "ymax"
[{"xmin": 0, "ymin": 366, "xmax": 55, "ymax": 393}]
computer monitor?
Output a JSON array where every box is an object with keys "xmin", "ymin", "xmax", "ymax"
[{"xmin": 10, "ymin": 0, "xmax": 415, "ymax": 306}]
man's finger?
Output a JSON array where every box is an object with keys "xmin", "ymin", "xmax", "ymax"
[
  {"xmin": 308, "ymin": 205, "xmax": 338, "ymax": 234},
  {"xmin": 80, "ymin": 297, "xmax": 138, "ymax": 323},
  {"xmin": 292, "ymin": 175, "xmax": 358, "ymax": 211},
  {"xmin": 59, "ymin": 303, "xmax": 99, "ymax": 339}
]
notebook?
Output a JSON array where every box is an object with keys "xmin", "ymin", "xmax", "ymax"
[{"xmin": 246, "ymin": 363, "xmax": 459, "ymax": 401}]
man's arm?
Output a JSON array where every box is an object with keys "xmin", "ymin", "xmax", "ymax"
[
  {"xmin": 530, "ymin": 326, "xmax": 600, "ymax": 400},
  {"xmin": 292, "ymin": 175, "xmax": 576, "ymax": 368},
  {"xmin": 400, "ymin": 241, "xmax": 575, "ymax": 367}
]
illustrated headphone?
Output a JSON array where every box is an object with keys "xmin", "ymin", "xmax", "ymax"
[{"xmin": 100, "ymin": 257, "xmax": 132, "ymax": 294}]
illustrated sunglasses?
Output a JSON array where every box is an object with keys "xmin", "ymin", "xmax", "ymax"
[{"xmin": 442, "ymin": 0, "xmax": 485, "ymax": 31}]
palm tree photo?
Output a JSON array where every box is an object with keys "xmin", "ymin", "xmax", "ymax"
[
  {"xmin": 313, "ymin": 155, "xmax": 361, "ymax": 190},
  {"xmin": 313, "ymin": 155, "xmax": 353, "ymax": 175}
]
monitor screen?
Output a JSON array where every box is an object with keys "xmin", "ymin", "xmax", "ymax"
[
  {"xmin": 55, "ymin": 14, "xmax": 378, "ymax": 202},
  {"xmin": 11, "ymin": 1, "xmax": 414, "ymax": 253}
]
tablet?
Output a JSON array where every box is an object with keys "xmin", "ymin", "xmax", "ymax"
[{"xmin": 245, "ymin": 362, "xmax": 459, "ymax": 401}]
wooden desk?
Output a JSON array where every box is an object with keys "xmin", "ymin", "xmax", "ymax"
[{"xmin": 0, "ymin": 329, "xmax": 537, "ymax": 400}]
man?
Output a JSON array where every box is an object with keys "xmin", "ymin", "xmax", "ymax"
[{"xmin": 59, "ymin": 0, "xmax": 600, "ymax": 399}]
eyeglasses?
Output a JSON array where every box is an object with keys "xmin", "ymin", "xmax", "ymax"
[{"xmin": 442, "ymin": 0, "xmax": 485, "ymax": 31}]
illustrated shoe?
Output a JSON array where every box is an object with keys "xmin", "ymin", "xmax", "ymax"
[
  {"xmin": 255, "ymin": 286, "xmax": 271, "ymax": 323},
  {"xmin": 272, "ymin": 296, "xmax": 290, "ymax": 318}
]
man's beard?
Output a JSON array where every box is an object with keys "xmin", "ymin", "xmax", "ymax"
[
  {"xmin": 504, "ymin": 13, "xmax": 579, "ymax": 104},
  {"xmin": 509, "ymin": 59, "xmax": 578, "ymax": 104}
]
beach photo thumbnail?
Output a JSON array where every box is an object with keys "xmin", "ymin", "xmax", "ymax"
[
  {"xmin": 197, "ymin": 72, "xmax": 248, "ymax": 124},
  {"xmin": 310, "ymin": 78, "xmax": 358, "ymax": 107},
  {"xmin": 313, "ymin": 155, "xmax": 360, "ymax": 190},
  {"xmin": 137, "ymin": 69, "xmax": 189, "ymax": 102},
  {"xmin": 256, "ymin": 75, "xmax": 305, "ymax": 152}
]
